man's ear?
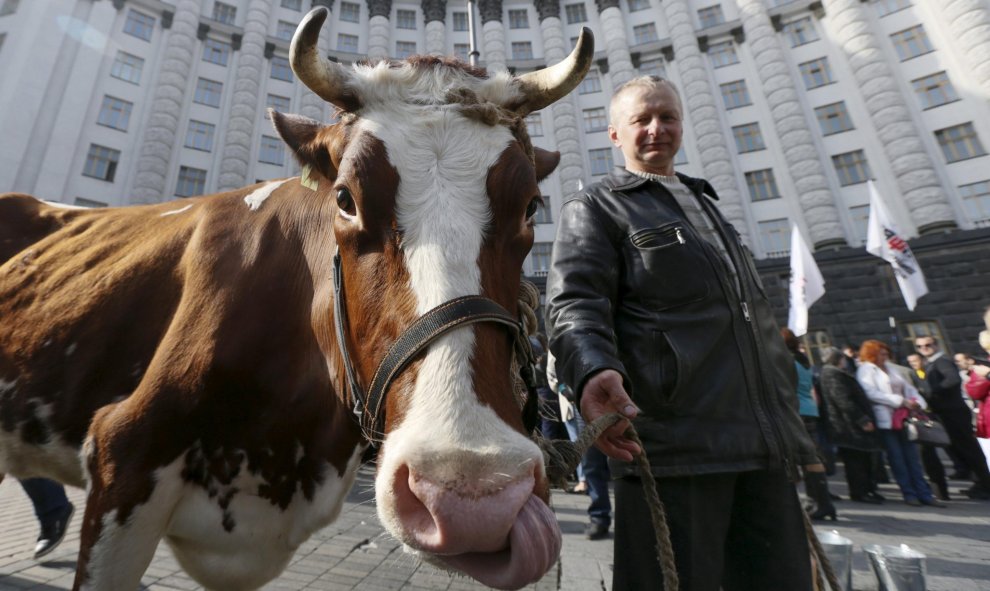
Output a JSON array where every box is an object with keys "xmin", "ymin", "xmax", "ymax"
[
  {"xmin": 270, "ymin": 109, "xmax": 339, "ymax": 183},
  {"xmin": 534, "ymin": 148, "xmax": 560, "ymax": 182}
]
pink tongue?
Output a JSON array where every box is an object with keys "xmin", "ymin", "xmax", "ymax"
[{"xmin": 439, "ymin": 495, "xmax": 561, "ymax": 590}]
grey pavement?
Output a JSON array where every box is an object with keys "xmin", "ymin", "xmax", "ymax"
[{"xmin": 1, "ymin": 466, "xmax": 988, "ymax": 590}]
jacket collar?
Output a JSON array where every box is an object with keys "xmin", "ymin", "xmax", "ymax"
[{"xmin": 602, "ymin": 167, "xmax": 719, "ymax": 201}]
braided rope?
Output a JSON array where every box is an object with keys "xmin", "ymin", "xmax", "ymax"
[{"xmin": 804, "ymin": 510, "xmax": 843, "ymax": 591}]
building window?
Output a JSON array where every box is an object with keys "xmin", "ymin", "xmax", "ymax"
[
  {"xmin": 511, "ymin": 41, "xmax": 533, "ymax": 60},
  {"xmin": 903, "ymin": 321, "xmax": 947, "ymax": 353},
  {"xmin": 800, "ymin": 329, "xmax": 835, "ymax": 368},
  {"xmin": 508, "ymin": 9, "xmax": 529, "ymax": 29},
  {"xmin": 185, "ymin": 120, "xmax": 215, "ymax": 152},
  {"xmin": 832, "ymin": 150, "xmax": 872, "ymax": 185},
  {"xmin": 891, "ymin": 25, "xmax": 934, "ymax": 61},
  {"xmin": 337, "ymin": 33, "xmax": 359, "ymax": 53},
  {"xmin": 276, "ymin": 20, "xmax": 296, "ymax": 41},
  {"xmin": 396, "ymin": 41, "xmax": 416, "ymax": 58},
  {"xmin": 708, "ymin": 41, "xmax": 738, "ymax": 68},
  {"xmin": 266, "ymin": 93, "xmax": 290, "ymax": 116},
  {"xmin": 212, "ymin": 1, "xmax": 237, "ymax": 25},
  {"xmin": 589, "ymin": 148, "xmax": 614, "ymax": 175},
  {"xmin": 732, "ymin": 123, "xmax": 765, "ymax": 153},
  {"xmin": 638, "ymin": 58, "xmax": 665, "ymax": 77},
  {"xmin": 259, "ymin": 135, "xmax": 285, "ymax": 165},
  {"xmin": 583, "ymin": 107, "xmax": 608, "ymax": 133},
  {"xmin": 960, "ymin": 180, "xmax": 990, "ymax": 225},
  {"xmin": 758, "ymin": 218, "xmax": 791, "ymax": 257},
  {"xmin": 525, "ymin": 113, "xmax": 543, "ymax": 137},
  {"xmin": 628, "ymin": 0, "xmax": 650, "ymax": 11},
  {"xmin": 580, "ymin": 70, "xmax": 602, "ymax": 94},
  {"xmin": 815, "ymin": 102, "xmax": 854, "ymax": 135},
  {"xmin": 698, "ymin": 5, "xmax": 725, "ymax": 29},
  {"xmin": 783, "ymin": 17, "xmax": 818, "ymax": 47},
  {"xmin": 533, "ymin": 197, "xmax": 553, "ymax": 224},
  {"xmin": 396, "ymin": 9, "xmax": 417, "ymax": 29},
  {"xmin": 799, "ymin": 57, "xmax": 833, "ymax": 89},
  {"xmin": 873, "ymin": 0, "xmax": 911, "ymax": 17},
  {"xmin": 176, "ymin": 166, "xmax": 207, "ymax": 197},
  {"xmin": 911, "ymin": 71, "xmax": 958, "ymax": 109},
  {"xmin": 123, "ymin": 9, "xmax": 155, "ymax": 41},
  {"xmin": 453, "ymin": 43, "xmax": 469, "ymax": 61},
  {"xmin": 193, "ymin": 78, "xmax": 223, "ymax": 107},
  {"xmin": 849, "ymin": 204, "xmax": 870, "ymax": 244},
  {"xmin": 452, "ymin": 11, "xmax": 468, "ymax": 31},
  {"xmin": 340, "ymin": 2, "xmax": 360, "ymax": 23},
  {"xmin": 270, "ymin": 56, "xmax": 293, "ymax": 82},
  {"xmin": 74, "ymin": 197, "xmax": 108, "ymax": 208},
  {"xmin": 82, "ymin": 145, "xmax": 120, "ymax": 182},
  {"xmin": 111, "ymin": 52, "xmax": 144, "ymax": 84},
  {"xmin": 565, "ymin": 3, "xmax": 587, "ymax": 24},
  {"xmin": 530, "ymin": 242, "xmax": 552, "ymax": 275},
  {"xmin": 720, "ymin": 80, "xmax": 751, "ymax": 109},
  {"xmin": 746, "ymin": 169, "xmax": 780, "ymax": 201},
  {"xmin": 633, "ymin": 23, "xmax": 659, "ymax": 45},
  {"xmin": 0, "ymin": 0, "xmax": 19, "ymax": 17},
  {"xmin": 96, "ymin": 96, "xmax": 133, "ymax": 131},
  {"xmin": 935, "ymin": 123, "xmax": 986, "ymax": 163},
  {"xmin": 282, "ymin": 0, "xmax": 302, "ymax": 10},
  {"xmin": 202, "ymin": 38, "xmax": 231, "ymax": 66}
]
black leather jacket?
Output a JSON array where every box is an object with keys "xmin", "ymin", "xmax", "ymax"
[{"xmin": 546, "ymin": 168, "xmax": 818, "ymax": 479}]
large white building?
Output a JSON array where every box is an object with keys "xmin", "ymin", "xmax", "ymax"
[{"xmin": 2, "ymin": 0, "xmax": 990, "ymax": 278}]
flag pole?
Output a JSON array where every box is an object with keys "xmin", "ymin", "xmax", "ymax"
[{"xmin": 466, "ymin": 0, "xmax": 480, "ymax": 66}]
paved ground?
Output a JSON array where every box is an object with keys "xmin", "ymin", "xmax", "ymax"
[{"xmin": 1, "ymin": 466, "xmax": 988, "ymax": 590}]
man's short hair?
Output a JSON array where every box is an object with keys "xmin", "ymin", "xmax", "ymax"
[
  {"xmin": 820, "ymin": 346, "xmax": 844, "ymax": 367},
  {"xmin": 608, "ymin": 75, "xmax": 682, "ymax": 124}
]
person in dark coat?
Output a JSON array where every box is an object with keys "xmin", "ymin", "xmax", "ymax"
[{"xmin": 818, "ymin": 347, "xmax": 884, "ymax": 504}]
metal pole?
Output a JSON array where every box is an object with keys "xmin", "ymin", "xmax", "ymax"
[{"xmin": 466, "ymin": 0, "xmax": 480, "ymax": 66}]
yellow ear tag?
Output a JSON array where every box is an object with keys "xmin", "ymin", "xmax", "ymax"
[{"xmin": 300, "ymin": 164, "xmax": 319, "ymax": 191}]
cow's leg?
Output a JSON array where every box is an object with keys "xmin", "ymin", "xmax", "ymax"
[{"xmin": 72, "ymin": 404, "xmax": 183, "ymax": 591}]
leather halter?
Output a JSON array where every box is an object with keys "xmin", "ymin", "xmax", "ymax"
[{"xmin": 332, "ymin": 250, "xmax": 540, "ymax": 445}]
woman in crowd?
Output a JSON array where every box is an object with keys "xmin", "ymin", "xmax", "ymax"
[
  {"xmin": 856, "ymin": 340, "xmax": 944, "ymax": 507},
  {"xmin": 818, "ymin": 347, "xmax": 884, "ymax": 503},
  {"xmin": 964, "ymin": 330, "xmax": 990, "ymax": 440}
]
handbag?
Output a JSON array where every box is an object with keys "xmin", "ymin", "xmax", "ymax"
[
  {"xmin": 905, "ymin": 411, "xmax": 951, "ymax": 447},
  {"xmin": 891, "ymin": 407, "xmax": 910, "ymax": 430}
]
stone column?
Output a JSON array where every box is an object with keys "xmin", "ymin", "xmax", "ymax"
[
  {"xmin": 367, "ymin": 0, "xmax": 391, "ymax": 61},
  {"xmin": 932, "ymin": 0, "xmax": 990, "ymax": 97},
  {"xmin": 216, "ymin": 0, "xmax": 275, "ymax": 191},
  {"xmin": 661, "ymin": 0, "xmax": 750, "ymax": 245},
  {"xmin": 422, "ymin": 0, "xmax": 446, "ymax": 55},
  {"xmin": 823, "ymin": 0, "xmax": 956, "ymax": 233},
  {"xmin": 131, "ymin": 0, "xmax": 200, "ymax": 203},
  {"xmin": 737, "ymin": 0, "xmax": 845, "ymax": 248},
  {"xmin": 479, "ymin": 0, "xmax": 506, "ymax": 72},
  {"xmin": 595, "ymin": 0, "xmax": 634, "ymax": 86},
  {"xmin": 536, "ymin": 0, "xmax": 583, "ymax": 198}
]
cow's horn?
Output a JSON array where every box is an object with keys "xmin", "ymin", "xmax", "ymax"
[
  {"xmin": 291, "ymin": 7, "xmax": 360, "ymax": 111},
  {"xmin": 513, "ymin": 27, "xmax": 595, "ymax": 115}
]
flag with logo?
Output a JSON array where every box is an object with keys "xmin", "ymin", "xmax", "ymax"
[
  {"xmin": 788, "ymin": 224, "xmax": 825, "ymax": 337},
  {"xmin": 866, "ymin": 181, "xmax": 928, "ymax": 311}
]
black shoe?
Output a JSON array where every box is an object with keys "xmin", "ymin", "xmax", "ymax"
[
  {"xmin": 963, "ymin": 485, "xmax": 990, "ymax": 500},
  {"xmin": 585, "ymin": 521, "xmax": 610, "ymax": 540},
  {"xmin": 850, "ymin": 495, "xmax": 884, "ymax": 505},
  {"xmin": 866, "ymin": 492, "xmax": 886, "ymax": 503},
  {"xmin": 808, "ymin": 506, "xmax": 837, "ymax": 521},
  {"xmin": 34, "ymin": 503, "xmax": 74, "ymax": 559}
]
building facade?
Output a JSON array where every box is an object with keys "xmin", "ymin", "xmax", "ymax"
[{"xmin": 1, "ymin": 0, "xmax": 989, "ymax": 355}]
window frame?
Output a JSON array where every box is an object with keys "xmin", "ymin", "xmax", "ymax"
[
  {"xmin": 911, "ymin": 71, "xmax": 959, "ymax": 110},
  {"xmin": 745, "ymin": 169, "xmax": 781, "ymax": 201},
  {"xmin": 270, "ymin": 56, "xmax": 293, "ymax": 82},
  {"xmin": 82, "ymin": 144, "xmax": 121, "ymax": 182},
  {"xmin": 564, "ymin": 3, "xmax": 587, "ymax": 25},
  {"xmin": 732, "ymin": 122, "xmax": 765, "ymax": 153},
  {"xmin": 339, "ymin": 2, "xmax": 360, "ymax": 23},
  {"xmin": 184, "ymin": 120, "xmax": 216, "ymax": 152},
  {"xmin": 799, "ymin": 57, "xmax": 833, "ymax": 90},
  {"xmin": 176, "ymin": 166, "xmax": 207, "ymax": 198},
  {"xmin": 815, "ymin": 102, "xmax": 855, "ymax": 136},
  {"xmin": 396, "ymin": 9, "xmax": 417, "ymax": 30},
  {"xmin": 123, "ymin": 9, "xmax": 155, "ymax": 41},
  {"xmin": 259, "ymin": 135, "xmax": 286, "ymax": 166},
  {"xmin": 935, "ymin": 122, "xmax": 987, "ymax": 163},
  {"xmin": 96, "ymin": 95, "xmax": 133, "ymax": 132},
  {"xmin": 202, "ymin": 38, "xmax": 231, "ymax": 66},
  {"xmin": 831, "ymin": 150, "xmax": 872, "ymax": 186},
  {"xmin": 720, "ymin": 80, "xmax": 752, "ymax": 109},
  {"xmin": 588, "ymin": 147, "xmax": 614, "ymax": 176},
  {"xmin": 890, "ymin": 25, "xmax": 934, "ymax": 61},
  {"xmin": 193, "ymin": 78, "xmax": 223, "ymax": 108}
]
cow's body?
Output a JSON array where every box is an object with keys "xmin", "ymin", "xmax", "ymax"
[{"xmin": 0, "ymin": 8, "xmax": 592, "ymax": 590}]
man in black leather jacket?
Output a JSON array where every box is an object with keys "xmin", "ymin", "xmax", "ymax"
[{"xmin": 546, "ymin": 76, "xmax": 819, "ymax": 590}]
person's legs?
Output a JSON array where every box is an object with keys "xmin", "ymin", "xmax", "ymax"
[
  {"xmin": 879, "ymin": 429, "xmax": 919, "ymax": 501},
  {"xmin": 18, "ymin": 478, "xmax": 74, "ymax": 558},
  {"xmin": 839, "ymin": 448, "xmax": 872, "ymax": 499},
  {"xmin": 919, "ymin": 444, "xmax": 949, "ymax": 499},
  {"xmin": 900, "ymin": 438, "xmax": 935, "ymax": 503},
  {"xmin": 721, "ymin": 470, "xmax": 813, "ymax": 591},
  {"xmin": 613, "ymin": 474, "xmax": 735, "ymax": 591},
  {"xmin": 938, "ymin": 406, "xmax": 990, "ymax": 494},
  {"xmin": 582, "ymin": 446, "xmax": 611, "ymax": 538}
]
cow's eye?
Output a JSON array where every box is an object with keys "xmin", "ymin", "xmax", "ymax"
[
  {"xmin": 336, "ymin": 188, "xmax": 355, "ymax": 215},
  {"xmin": 525, "ymin": 196, "xmax": 543, "ymax": 220}
]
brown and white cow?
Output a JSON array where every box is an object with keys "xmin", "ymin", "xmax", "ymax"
[{"xmin": 0, "ymin": 8, "xmax": 592, "ymax": 590}]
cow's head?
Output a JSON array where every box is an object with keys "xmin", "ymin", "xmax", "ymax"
[{"xmin": 272, "ymin": 8, "xmax": 592, "ymax": 589}]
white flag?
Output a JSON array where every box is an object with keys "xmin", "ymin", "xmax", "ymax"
[
  {"xmin": 787, "ymin": 225, "xmax": 825, "ymax": 337},
  {"xmin": 866, "ymin": 181, "xmax": 928, "ymax": 311}
]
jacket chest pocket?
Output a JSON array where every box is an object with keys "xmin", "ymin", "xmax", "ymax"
[{"xmin": 628, "ymin": 223, "xmax": 711, "ymax": 310}]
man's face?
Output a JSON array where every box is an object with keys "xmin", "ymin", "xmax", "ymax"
[
  {"xmin": 608, "ymin": 85, "xmax": 683, "ymax": 175},
  {"xmin": 907, "ymin": 354, "xmax": 924, "ymax": 371},
  {"xmin": 915, "ymin": 338, "xmax": 937, "ymax": 357}
]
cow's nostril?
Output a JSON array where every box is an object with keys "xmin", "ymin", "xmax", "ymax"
[{"xmin": 391, "ymin": 464, "xmax": 441, "ymax": 543}]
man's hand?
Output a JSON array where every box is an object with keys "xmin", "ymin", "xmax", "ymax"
[
  {"xmin": 579, "ymin": 369, "xmax": 641, "ymax": 461},
  {"xmin": 862, "ymin": 421, "xmax": 875, "ymax": 433}
]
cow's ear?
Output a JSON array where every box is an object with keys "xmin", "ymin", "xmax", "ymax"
[
  {"xmin": 534, "ymin": 148, "xmax": 560, "ymax": 182},
  {"xmin": 270, "ymin": 110, "xmax": 339, "ymax": 183}
]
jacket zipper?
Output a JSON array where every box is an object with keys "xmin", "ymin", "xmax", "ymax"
[{"xmin": 631, "ymin": 225, "xmax": 686, "ymax": 248}]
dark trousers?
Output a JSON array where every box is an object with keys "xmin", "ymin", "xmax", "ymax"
[
  {"xmin": 19, "ymin": 478, "xmax": 70, "ymax": 524},
  {"xmin": 838, "ymin": 447, "xmax": 875, "ymax": 499},
  {"xmin": 919, "ymin": 445, "xmax": 949, "ymax": 498},
  {"xmin": 613, "ymin": 470, "xmax": 812, "ymax": 591},
  {"xmin": 934, "ymin": 405, "xmax": 990, "ymax": 487},
  {"xmin": 583, "ymin": 446, "xmax": 612, "ymax": 525}
]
